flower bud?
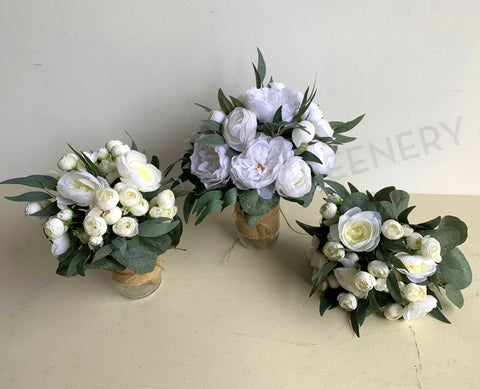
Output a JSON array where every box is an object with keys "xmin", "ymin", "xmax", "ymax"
[
  {"xmin": 207, "ymin": 110, "xmax": 227, "ymax": 124},
  {"xmin": 374, "ymin": 278, "xmax": 389, "ymax": 292},
  {"xmin": 421, "ymin": 235, "xmax": 442, "ymax": 263},
  {"xmin": 402, "ymin": 224, "xmax": 414, "ymax": 237},
  {"xmin": 381, "ymin": 219, "xmax": 404, "ymax": 240},
  {"xmin": 130, "ymin": 198, "xmax": 149, "ymax": 217},
  {"xmin": 102, "ymin": 207, "xmax": 122, "ymax": 225},
  {"xmin": 95, "ymin": 188, "xmax": 120, "ymax": 211},
  {"xmin": 88, "ymin": 235, "xmax": 104, "ymax": 248},
  {"xmin": 57, "ymin": 208, "xmax": 74, "ymax": 221},
  {"xmin": 83, "ymin": 215, "xmax": 107, "ymax": 237},
  {"xmin": 57, "ymin": 153, "xmax": 79, "ymax": 171},
  {"xmin": 337, "ymin": 293, "xmax": 358, "ymax": 311},
  {"xmin": 345, "ymin": 252, "xmax": 359, "ymax": 263},
  {"xmin": 97, "ymin": 147, "xmax": 109, "ymax": 160},
  {"xmin": 105, "ymin": 140, "xmax": 123, "ymax": 152},
  {"xmin": 149, "ymin": 206, "xmax": 177, "ymax": 220},
  {"xmin": 113, "ymin": 217, "xmax": 138, "ymax": 238},
  {"xmin": 327, "ymin": 274, "xmax": 340, "ymax": 289},
  {"xmin": 406, "ymin": 232, "xmax": 423, "ymax": 250},
  {"xmin": 367, "ymin": 260, "xmax": 390, "ymax": 278},
  {"xmin": 403, "ymin": 283, "xmax": 427, "ymax": 303},
  {"xmin": 119, "ymin": 188, "xmax": 142, "ymax": 208},
  {"xmin": 320, "ymin": 202, "xmax": 337, "ymax": 220},
  {"xmin": 44, "ymin": 218, "xmax": 67, "ymax": 240},
  {"xmin": 353, "ymin": 271, "xmax": 376, "ymax": 292},
  {"xmin": 157, "ymin": 189, "xmax": 176, "ymax": 209},
  {"xmin": 111, "ymin": 144, "xmax": 131, "ymax": 158},
  {"xmin": 322, "ymin": 241, "xmax": 345, "ymax": 260},
  {"xmin": 326, "ymin": 193, "xmax": 342, "ymax": 205},
  {"xmin": 384, "ymin": 303, "xmax": 403, "ymax": 321},
  {"xmin": 25, "ymin": 200, "xmax": 51, "ymax": 217},
  {"xmin": 292, "ymin": 121, "xmax": 315, "ymax": 148}
]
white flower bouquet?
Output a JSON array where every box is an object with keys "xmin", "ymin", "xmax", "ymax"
[
  {"xmin": 1, "ymin": 138, "xmax": 182, "ymax": 278},
  {"xmin": 298, "ymin": 183, "xmax": 471, "ymax": 337},
  {"xmin": 170, "ymin": 49, "xmax": 363, "ymax": 229}
]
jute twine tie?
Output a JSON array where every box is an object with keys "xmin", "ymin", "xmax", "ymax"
[
  {"xmin": 111, "ymin": 257, "xmax": 165, "ymax": 287},
  {"xmin": 234, "ymin": 203, "xmax": 280, "ymax": 241}
]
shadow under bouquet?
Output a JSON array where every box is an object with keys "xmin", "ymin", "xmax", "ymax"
[{"xmin": 298, "ymin": 182, "xmax": 471, "ymax": 336}]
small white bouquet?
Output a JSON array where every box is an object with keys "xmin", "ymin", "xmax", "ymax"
[{"xmin": 298, "ymin": 183, "xmax": 471, "ymax": 336}]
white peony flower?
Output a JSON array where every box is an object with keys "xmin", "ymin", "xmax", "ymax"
[
  {"xmin": 83, "ymin": 215, "xmax": 107, "ymax": 237},
  {"xmin": 57, "ymin": 153, "xmax": 79, "ymax": 172},
  {"xmin": 337, "ymin": 293, "xmax": 358, "ymax": 311},
  {"xmin": 403, "ymin": 295, "xmax": 437, "ymax": 321},
  {"xmin": 119, "ymin": 188, "xmax": 142, "ymax": 208},
  {"xmin": 102, "ymin": 207, "xmax": 122, "ymax": 225},
  {"xmin": 57, "ymin": 171, "xmax": 109, "ymax": 207},
  {"xmin": 149, "ymin": 206, "xmax": 177, "ymax": 219},
  {"xmin": 157, "ymin": 189, "xmax": 176, "ymax": 209},
  {"xmin": 190, "ymin": 141, "xmax": 231, "ymax": 189},
  {"xmin": 338, "ymin": 207, "xmax": 382, "ymax": 252},
  {"xmin": 111, "ymin": 143, "xmax": 131, "ymax": 158},
  {"xmin": 292, "ymin": 121, "xmax": 315, "ymax": 148},
  {"xmin": 406, "ymin": 232, "xmax": 423, "ymax": 250},
  {"xmin": 113, "ymin": 217, "xmax": 139, "ymax": 237},
  {"xmin": 320, "ymin": 202, "xmax": 337, "ymax": 220},
  {"xmin": 275, "ymin": 156, "xmax": 312, "ymax": 198},
  {"xmin": 381, "ymin": 219, "xmax": 404, "ymax": 240},
  {"xmin": 305, "ymin": 141, "xmax": 336, "ymax": 175},
  {"xmin": 207, "ymin": 110, "xmax": 227, "ymax": 124},
  {"xmin": 51, "ymin": 233, "xmax": 71, "ymax": 256},
  {"xmin": 222, "ymin": 107, "xmax": 257, "ymax": 152},
  {"xmin": 395, "ymin": 252, "xmax": 437, "ymax": 283},
  {"xmin": 44, "ymin": 218, "xmax": 67, "ymax": 240},
  {"xmin": 403, "ymin": 283, "xmax": 427, "ymax": 303},
  {"xmin": 384, "ymin": 303, "xmax": 403, "ymax": 321},
  {"xmin": 242, "ymin": 82, "xmax": 303, "ymax": 123},
  {"xmin": 322, "ymin": 241, "xmax": 345, "ymax": 261},
  {"xmin": 230, "ymin": 134, "xmax": 293, "ymax": 199},
  {"xmin": 367, "ymin": 260, "xmax": 390, "ymax": 278},
  {"xmin": 57, "ymin": 208, "xmax": 74, "ymax": 221},
  {"xmin": 374, "ymin": 278, "xmax": 389, "ymax": 292},
  {"xmin": 353, "ymin": 271, "xmax": 376, "ymax": 292},
  {"xmin": 421, "ymin": 235, "xmax": 442, "ymax": 263},
  {"xmin": 95, "ymin": 188, "xmax": 119, "ymax": 211},
  {"xmin": 116, "ymin": 150, "xmax": 162, "ymax": 192},
  {"xmin": 105, "ymin": 140, "xmax": 124, "ymax": 153},
  {"xmin": 302, "ymin": 103, "xmax": 334, "ymax": 138},
  {"xmin": 333, "ymin": 268, "xmax": 367, "ymax": 298},
  {"xmin": 130, "ymin": 198, "xmax": 150, "ymax": 217}
]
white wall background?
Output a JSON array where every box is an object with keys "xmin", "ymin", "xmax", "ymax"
[{"xmin": 1, "ymin": 0, "xmax": 479, "ymax": 194}]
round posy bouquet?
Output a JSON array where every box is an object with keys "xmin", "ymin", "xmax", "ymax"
[
  {"xmin": 298, "ymin": 183, "xmax": 471, "ymax": 337},
  {"xmin": 1, "ymin": 138, "xmax": 182, "ymax": 277},
  {"xmin": 171, "ymin": 49, "xmax": 363, "ymax": 227}
]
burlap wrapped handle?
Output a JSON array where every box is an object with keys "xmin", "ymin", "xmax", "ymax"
[
  {"xmin": 234, "ymin": 203, "xmax": 280, "ymax": 242},
  {"xmin": 111, "ymin": 258, "xmax": 164, "ymax": 287}
]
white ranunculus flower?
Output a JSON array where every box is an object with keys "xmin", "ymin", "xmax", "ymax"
[
  {"xmin": 44, "ymin": 218, "xmax": 67, "ymax": 240},
  {"xmin": 338, "ymin": 207, "xmax": 382, "ymax": 252},
  {"xmin": 190, "ymin": 141, "xmax": 231, "ymax": 189},
  {"xmin": 97, "ymin": 147, "xmax": 109, "ymax": 160},
  {"xmin": 384, "ymin": 303, "xmax": 403, "ymax": 321},
  {"xmin": 333, "ymin": 268, "xmax": 368, "ymax": 298},
  {"xmin": 403, "ymin": 283, "xmax": 427, "ymax": 303},
  {"xmin": 83, "ymin": 215, "xmax": 107, "ymax": 237},
  {"xmin": 322, "ymin": 241, "xmax": 345, "ymax": 261},
  {"xmin": 149, "ymin": 206, "xmax": 177, "ymax": 219},
  {"xmin": 114, "ymin": 182, "xmax": 131, "ymax": 192},
  {"xmin": 130, "ymin": 198, "xmax": 149, "ymax": 217},
  {"xmin": 207, "ymin": 110, "xmax": 227, "ymax": 124},
  {"xmin": 302, "ymin": 103, "xmax": 334, "ymax": 138},
  {"xmin": 57, "ymin": 208, "xmax": 74, "ymax": 221},
  {"xmin": 345, "ymin": 252, "xmax": 359, "ymax": 263},
  {"xmin": 402, "ymin": 224, "xmax": 414, "ymax": 237},
  {"xmin": 310, "ymin": 251, "xmax": 329, "ymax": 269},
  {"xmin": 353, "ymin": 271, "xmax": 376, "ymax": 292},
  {"xmin": 292, "ymin": 121, "xmax": 315, "ymax": 148},
  {"xmin": 111, "ymin": 144, "xmax": 131, "ymax": 158},
  {"xmin": 337, "ymin": 293, "xmax": 358, "ymax": 311},
  {"xmin": 395, "ymin": 252, "xmax": 437, "ymax": 283},
  {"xmin": 222, "ymin": 107, "xmax": 257, "ymax": 152},
  {"xmin": 326, "ymin": 193, "xmax": 342, "ymax": 205},
  {"xmin": 56, "ymin": 171, "xmax": 109, "ymax": 207},
  {"xmin": 230, "ymin": 134, "xmax": 293, "ymax": 199},
  {"xmin": 57, "ymin": 153, "xmax": 79, "ymax": 172},
  {"xmin": 157, "ymin": 189, "xmax": 175, "ymax": 209},
  {"xmin": 320, "ymin": 202, "xmax": 337, "ymax": 220},
  {"xmin": 367, "ymin": 260, "xmax": 390, "ymax": 278},
  {"xmin": 421, "ymin": 235, "xmax": 442, "ymax": 263},
  {"xmin": 119, "ymin": 188, "xmax": 142, "ymax": 208},
  {"xmin": 381, "ymin": 219, "xmax": 404, "ymax": 240},
  {"xmin": 275, "ymin": 157, "xmax": 312, "ymax": 198},
  {"xmin": 51, "ymin": 233, "xmax": 72, "ymax": 256},
  {"xmin": 406, "ymin": 232, "xmax": 423, "ymax": 250},
  {"xmin": 242, "ymin": 82, "xmax": 303, "ymax": 123},
  {"xmin": 88, "ymin": 235, "xmax": 104, "ymax": 247},
  {"xmin": 113, "ymin": 217, "xmax": 139, "ymax": 237},
  {"xmin": 95, "ymin": 188, "xmax": 119, "ymax": 211},
  {"xmin": 105, "ymin": 140, "xmax": 123, "ymax": 153},
  {"xmin": 116, "ymin": 150, "xmax": 162, "ymax": 192},
  {"xmin": 305, "ymin": 141, "xmax": 336, "ymax": 175},
  {"xmin": 327, "ymin": 274, "xmax": 340, "ymax": 289},
  {"xmin": 403, "ymin": 295, "xmax": 437, "ymax": 321},
  {"xmin": 102, "ymin": 207, "xmax": 122, "ymax": 225},
  {"xmin": 98, "ymin": 159, "xmax": 117, "ymax": 175},
  {"xmin": 374, "ymin": 278, "xmax": 389, "ymax": 292}
]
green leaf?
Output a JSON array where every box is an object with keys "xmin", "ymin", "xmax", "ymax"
[
  {"xmin": 324, "ymin": 180, "xmax": 350, "ymax": 199},
  {"xmin": 31, "ymin": 201, "xmax": 60, "ymax": 216},
  {"xmin": 162, "ymin": 157, "xmax": 181, "ymax": 178},
  {"xmin": 398, "ymin": 206, "xmax": 416, "ymax": 224},
  {"xmin": 138, "ymin": 220, "xmax": 180, "ymax": 237},
  {"xmin": 201, "ymin": 119, "xmax": 222, "ymax": 133},
  {"xmin": 420, "ymin": 227, "xmax": 460, "ymax": 254},
  {"xmin": 244, "ymin": 213, "xmax": 262, "ymax": 229},
  {"xmin": 382, "ymin": 239, "xmax": 407, "ymax": 253},
  {"xmin": 127, "ymin": 236, "xmax": 140, "ymax": 248},
  {"xmin": 0, "ymin": 174, "xmax": 58, "ymax": 190},
  {"xmin": 196, "ymin": 134, "xmax": 226, "ymax": 145},
  {"xmin": 252, "ymin": 64, "xmax": 262, "ymax": 89},
  {"xmin": 310, "ymin": 261, "xmax": 337, "ymax": 297},
  {"xmin": 368, "ymin": 291, "xmax": 382, "ymax": 313},
  {"xmin": 445, "ymin": 284, "xmax": 464, "ymax": 308},
  {"xmin": 193, "ymin": 190, "xmax": 223, "ymax": 215},
  {"xmin": 5, "ymin": 191, "xmax": 52, "ymax": 202},
  {"xmin": 111, "ymin": 237, "xmax": 127, "ymax": 257},
  {"xmin": 296, "ymin": 221, "xmax": 328, "ymax": 237},
  {"xmin": 111, "ymin": 244, "xmax": 157, "ymax": 274},
  {"xmin": 141, "ymin": 235, "xmax": 172, "ymax": 255},
  {"xmin": 357, "ymin": 299, "xmax": 370, "ymax": 326},
  {"xmin": 429, "ymin": 307, "xmax": 451, "ymax": 324},
  {"xmin": 223, "ymin": 187, "xmax": 238, "ymax": 208},
  {"xmin": 272, "ymin": 106, "xmax": 283, "ymax": 123},
  {"xmin": 319, "ymin": 289, "xmax": 339, "ymax": 316},
  {"xmin": 389, "ymin": 190, "xmax": 410, "ymax": 214},
  {"xmin": 86, "ymin": 256, "xmax": 125, "ymax": 271},
  {"xmin": 125, "ymin": 131, "xmax": 138, "ymax": 151},
  {"xmin": 329, "ymin": 121, "xmax": 344, "ymax": 130},
  {"xmin": 437, "ymin": 216, "xmax": 468, "ymax": 246},
  {"xmin": 92, "ymin": 244, "xmax": 113, "ymax": 262},
  {"xmin": 67, "ymin": 143, "xmax": 100, "ymax": 177},
  {"xmin": 300, "ymin": 150, "xmax": 322, "ymax": 164},
  {"xmin": 167, "ymin": 215, "xmax": 183, "ymax": 247},
  {"xmin": 340, "ymin": 192, "xmax": 370, "ymax": 214},
  {"xmin": 195, "ymin": 199, "xmax": 223, "ymax": 225},
  {"xmin": 387, "ymin": 253, "xmax": 408, "ymax": 270},
  {"xmin": 151, "ymin": 155, "xmax": 160, "ymax": 169},
  {"xmin": 347, "ymin": 182, "xmax": 360, "ymax": 193},
  {"xmin": 437, "ymin": 247, "xmax": 472, "ymax": 290},
  {"xmin": 386, "ymin": 272, "xmax": 403, "ymax": 304},
  {"xmin": 230, "ymin": 95, "xmax": 245, "ymax": 108},
  {"xmin": 412, "ymin": 216, "xmax": 442, "ymax": 230},
  {"xmin": 330, "ymin": 133, "xmax": 357, "ymax": 145},
  {"xmin": 194, "ymin": 102, "xmax": 212, "ymax": 112},
  {"xmin": 333, "ymin": 114, "xmax": 365, "ymax": 134},
  {"xmin": 256, "ymin": 48, "xmax": 266, "ymax": 85},
  {"xmin": 373, "ymin": 186, "xmax": 396, "ymax": 201},
  {"xmin": 183, "ymin": 192, "xmax": 196, "ymax": 223},
  {"xmin": 226, "ymin": 148, "xmax": 240, "ymax": 157},
  {"xmin": 218, "ymin": 88, "xmax": 234, "ymax": 115},
  {"xmin": 350, "ymin": 309, "xmax": 360, "ymax": 337},
  {"xmin": 238, "ymin": 189, "xmax": 280, "ymax": 216},
  {"xmin": 66, "ymin": 246, "xmax": 90, "ymax": 278},
  {"xmin": 57, "ymin": 241, "xmax": 79, "ymax": 263}
]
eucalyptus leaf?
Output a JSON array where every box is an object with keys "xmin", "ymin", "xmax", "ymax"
[
  {"xmin": 196, "ymin": 134, "xmax": 226, "ymax": 145},
  {"xmin": 5, "ymin": 191, "xmax": 52, "ymax": 202},
  {"xmin": 92, "ymin": 244, "xmax": 113, "ymax": 262},
  {"xmin": 194, "ymin": 102, "xmax": 212, "ymax": 112},
  {"xmin": 138, "ymin": 220, "xmax": 180, "ymax": 237},
  {"xmin": 437, "ymin": 216, "xmax": 468, "ymax": 246},
  {"xmin": 238, "ymin": 189, "xmax": 280, "ymax": 216},
  {"xmin": 333, "ymin": 114, "xmax": 365, "ymax": 134},
  {"xmin": 347, "ymin": 182, "xmax": 360, "ymax": 193},
  {"xmin": 31, "ymin": 201, "xmax": 60, "ymax": 216},
  {"xmin": 0, "ymin": 174, "xmax": 58, "ymax": 190},
  {"xmin": 373, "ymin": 186, "xmax": 396, "ymax": 201},
  {"xmin": 244, "ymin": 213, "xmax": 261, "ymax": 229},
  {"xmin": 324, "ymin": 180, "xmax": 350, "ymax": 199},
  {"xmin": 389, "ymin": 190, "xmax": 410, "ymax": 214},
  {"xmin": 183, "ymin": 192, "xmax": 196, "ymax": 223},
  {"xmin": 223, "ymin": 187, "xmax": 238, "ymax": 208},
  {"xmin": 111, "ymin": 244, "xmax": 157, "ymax": 274},
  {"xmin": 386, "ymin": 272, "xmax": 403, "ymax": 304},
  {"xmin": 87, "ymin": 256, "xmax": 125, "ymax": 271},
  {"xmin": 429, "ymin": 307, "xmax": 451, "ymax": 324},
  {"xmin": 340, "ymin": 192, "xmax": 370, "ymax": 213},
  {"xmin": 194, "ymin": 190, "xmax": 223, "ymax": 215},
  {"xmin": 141, "ymin": 235, "xmax": 172, "ymax": 255},
  {"xmin": 195, "ymin": 199, "xmax": 223, "ymax": 225},
  {"xmin": 437, "ymin": 247, "xmax": 472, "ymax": 290},
  {"xmin": 445, "ymin": 284, "xmax": 464, "ymax": 308},
  {"xmin": 201, "ymin": 119, "xmax": 222, "ymax": 133},
  {"xmin": 230, "ymin": 96, "xmax": 245, "ymax": 108},
  {"xmin": 300, "ymin": 150, "xmax": 322, "ymax": 164}
]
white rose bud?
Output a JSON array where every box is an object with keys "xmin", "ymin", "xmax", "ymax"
[
  {"xmin": 44, "ymin": 218, "xmax": 68, "ymax": 240},
  {"xmin": 57, "ymin": 153, "xmax": 79, "ymax": 171},
  {"xmin": 353, "ymin": 271, "xmax": 376, "ymax": 292},
  {"xmin": 384, "ymin": 303, "xmax": 403, "ymax": 321},
  {"xmin": 95, "ymin": 188, "xmax": 120, "ymax": 211},
  {"xmin": 207, "ymin": 109, "xmax": 227, "ymax": 124},
  {"xmin": 337, "ymin": 293, "xmax": 358, "ymax": 311},
  {"xmin": 105, "ymin": 140, "xmax": 123, "ymax": 153},
  {"xmin": 326, "ymin": 193, "xmax": 342, "ymax": 205},
  {"xmin": 97, "ymin": 147, "xmax": 109, "ymax": 160},
  {"xmin": 88, "ymin": 235, "xmax": 104, "ymax": 247},
  {"xmin": 113, "ymin": 217, "xmax": 139, "ymax": 238},
  {"xmin": 320, "ymin": 202, "xmax": 337, "ymax": 220},
  {"xmin": 406, "ymin": 232, "xmax": 423, "ymax": 250},
  {"xmin": 130, "ymin": 198, "xmax": 149, "ymax": 216},
  {"xmin": 83, "ymin": 215, "xmax": 107, "ymax": 237},
  {"xmin": 421, "ymin": 235, "xmax": 442, "ymax": 263},
  {"xmin": 102, "ymin": 207, "xmax": 122, "ymax": 225},
  {"xmin": 149, "ymin": 206, "xmax": 177, "ymax": 220},
  {"xmin": 403, "ymin": 283, "xmax": 427, "ymax": 303},
  {"xmin": 292, "ymin": 120, "xmax": 315, "ymax": 148},
  {"xmin": 367, "ymin": 260, "xmax": 390, "ymax": 278},
  {"xmin": 111, "ymin": 144, "xmax": 131, "ymax": 158},
  {"xmin": 119, "ymin": 188, "xmax": 142, "ymax": 208},
  {"xmin": 222, "ymin": 107, "xmax": 257, "ymax": 152},
  {"xmin": 381, "ymin": 219, "xmax": 404, "ymax": 240},
  {"xmin": 157, "ymin": 189, "xmax": 176, "ymax": 209},
  {"xmin": 327, "ymin": 274, "xmax": 340, "ymax": 289},
  {"xmin": 57, "ymin": 208, "xmax": 74, "ymax": 221},
  {"xmin": 374, "ymin": 278, "xmax": 389, "ymax": 292},
  {"xmin": 322, "ymin": 241, "xmax": 345, "ymax": 261},
  {"xmin": 402, "ymin": 224, "xmax": 414, "ymax": 237},
  {"xmin": 345, "ymin": 252, "xmax": 359, "ymax": 263}
]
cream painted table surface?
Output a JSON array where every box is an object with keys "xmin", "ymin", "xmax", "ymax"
[{"xmin": 1, "ymin": 188, "xmax": 479, "ymax": 389}]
